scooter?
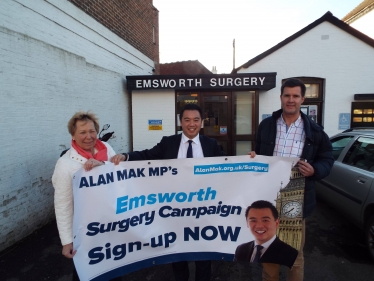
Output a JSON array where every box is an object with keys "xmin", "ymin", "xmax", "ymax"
[
  {"xmin": 59, "ymin": 124, "xmax": 114, "ymax": 157},
  {"xmin": 98, "ymin": 124, "xmax": 115, "ymax": 142}
]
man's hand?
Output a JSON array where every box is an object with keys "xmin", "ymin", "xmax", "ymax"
[
  {"xmin": 298, "ymin": 159, "xmax": 314, "ymax": 177},
  {"xmin": 248, "ymin": 151, "xmax": 256, "ymax": 158},
  {"xmin": 111, "ymin": 153, "xmax": 126, "ymax": 165},
  {"xmin": 62, "ymin": 243, "xmax": 76, "ymax": 259}
]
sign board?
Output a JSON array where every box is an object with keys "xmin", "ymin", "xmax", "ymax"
[
  {"xmin": 127, "ymin": 73, "xmax": 277, "ymax": 91},
  {"xmin": 339, "ymin": 113, "xmax": 350, "ymax": 130},
  {"xmin": 148, "ymin": 120, "xmax": 162, "ymax": 130},
  {"xmin": 72, "ymin": 156, "xmax": 300, "ymax": 280}
]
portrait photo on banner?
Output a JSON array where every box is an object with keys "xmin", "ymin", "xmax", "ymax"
[
  {"xmin": 233, "ymin": 163, "xmax": 304, "ymax": 269},
  {"xmin": 71, "ymin": 155, "xmax": 302, "ymax": 280}
]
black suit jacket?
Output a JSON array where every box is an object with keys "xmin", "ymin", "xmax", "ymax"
[
  {"xmin": 127, "ymin": 134, "xmax": 224, "ymax": 160},
  {"xmin": 233, "ymin": 237, "xmax": 298, "ymax": 269}
]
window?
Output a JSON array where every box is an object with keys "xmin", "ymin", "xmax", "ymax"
[
  {"xmin": 351, "ymin": 102, "xmax": 374, "ymax": 127},
  {"xmin": 304, "ymin": 84, "xmax": 319, "ymax": 98},
  {"xmin": 343, "ymin": 137, "xmax": 374, "ymax": 172},
  {"xmin": 330, "ymin": 135, "xmax": 354, "ymax": 160}
]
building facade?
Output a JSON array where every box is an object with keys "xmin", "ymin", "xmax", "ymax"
[
  {"xmin": 234, "ymin": 12, "xmax": 374, "ymax": 137},
  {"xmin": 127, "ymin": 73, "xmax": 276, "ymax": 156},
  {"xmin": 126, "ymin": 12, "xmax": 374, "ymax": 157}
]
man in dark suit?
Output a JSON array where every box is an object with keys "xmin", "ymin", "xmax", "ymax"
[
  {"xmin": 234, "ymin": 200, "xmax": 298, "ymax": 269},
  {"xmin": 111, "ymin": 103, "xmax": 224, "ymax": 281}
]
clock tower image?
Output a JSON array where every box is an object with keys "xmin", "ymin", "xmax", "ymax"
[{"xmin": 275, "ymin": 163, "xmax": 305, "ymax": 250}]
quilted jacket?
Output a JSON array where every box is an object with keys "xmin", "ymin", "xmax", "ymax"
[
  {"xmin": 255, "ymin": 109, "xmax": 334, "ymax": 218},
  {"xmin": 52, "ymin": 142, "xmax": 116, "ymax": 245}
]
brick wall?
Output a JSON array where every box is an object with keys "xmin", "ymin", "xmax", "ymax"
[
  {"xmin": 0, "ymin": 0, "xmax": 155, "ymax": 251},
  {"xmin": 68, "ymin": 0, "xmax": 160, "ymax": 73}
]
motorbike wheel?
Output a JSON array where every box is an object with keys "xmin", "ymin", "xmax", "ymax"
[{"xmin": 366, "ymin": 214, "xmax": 374, "ymax": 261}]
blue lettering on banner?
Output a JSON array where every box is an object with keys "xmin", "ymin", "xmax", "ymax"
[
  {"xmin": 116, "ymin": 168, "xmax": 145, "ymax": 181},
  {"xmin": 149, "ymin": 166, "xmax": 178, "ymax": 176},
  {"xmin": 79, "ymin": 173, "xmax": 115, "ymax": 188},
  {"xmin": 184, "ymin": 226, "xmax": 241, "ymax": 241},
  {"xmin": 116, "ymin": 187, "xmax": 216, "ymax": 214},
  {"xmin": 86, "ymin": 211, "xmax": 155, "ymax": 236},
  {"xmin": 194, "ymin": 162, "xmax": 268, "ymax": 175},
  {"xmin": 158, "ymin": 201, "xmax": 241, "ymax": 219},
  {"xmin": 88, "ymin": 232, "xmax": 176, "ymax": 265}
]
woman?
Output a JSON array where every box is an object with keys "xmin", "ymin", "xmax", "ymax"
[{"xmin": 52, "ymin": 111, "xmax": 119, "ymax": 280}]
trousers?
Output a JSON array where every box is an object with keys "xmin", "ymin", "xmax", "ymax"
[{"xmin": 172, "ymin": 260, "xmax": 211, "ymax": 281}]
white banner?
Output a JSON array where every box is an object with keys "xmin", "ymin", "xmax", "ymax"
[{"xmin": 72, "ymin": 155, "xmax": 298, "ymax": 280}]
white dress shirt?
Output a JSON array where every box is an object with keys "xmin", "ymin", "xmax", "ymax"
[
  {"xmin": 177, "ymin": 133, "xmax": 204, "ymax": 159},
  {"xmin": 250, "ymin": 235, "xmax": 277, "ymax": 262}
]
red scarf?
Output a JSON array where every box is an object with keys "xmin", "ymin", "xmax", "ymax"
[{"xmin": 71, "ymin": 139, "xmax": 108, "ymax": 161}]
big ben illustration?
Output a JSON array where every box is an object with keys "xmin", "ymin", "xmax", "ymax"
[{"xmin": 275, "ymin": 163, "xmax": 305, "ymax": 250}]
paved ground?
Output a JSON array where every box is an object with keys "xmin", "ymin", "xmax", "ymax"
[{"xmin": 1, "ymin": 199, "xmax": 374, "ymax": 281}]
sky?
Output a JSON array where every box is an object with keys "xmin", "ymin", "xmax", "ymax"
[{"xmin": 153, "ymin": 0, "xmax": 363, "ymax": 74}]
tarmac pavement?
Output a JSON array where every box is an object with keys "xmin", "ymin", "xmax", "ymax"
[{"xmin": 1, "ymin": 199, "xmax": 374, "ymax": 281}]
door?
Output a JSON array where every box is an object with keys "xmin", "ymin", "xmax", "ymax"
[
  {"xmin": 176, "ymin": 91, "xmax": 257, "ymax": 156},
  {"xmin": 200, "ymin": 92, "xmax": 231, "ymax": 155}
]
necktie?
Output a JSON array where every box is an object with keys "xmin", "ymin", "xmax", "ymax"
[
  {"xmin": 252, "ymin": 245, "xmax": 263, "ymax": 263},
  {"xmin": 187, "ymin": 140, "xmax": 193, "ymax": 158}
]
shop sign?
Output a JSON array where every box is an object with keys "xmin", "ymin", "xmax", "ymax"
[{"xmin": 127, "ymin": 73, "xmax": 276, "ymax": 91}]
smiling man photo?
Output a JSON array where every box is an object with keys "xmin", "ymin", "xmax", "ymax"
[{"xmin": 234, "ymin": 200, "xmax": 298, "ymax": 268}]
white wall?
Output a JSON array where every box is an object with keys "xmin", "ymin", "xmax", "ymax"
[
  {"xmin": 350, "ymin": 9, "xmax": 374, "ymax": 39},
  {"xmin": 0, "ymin": 0, "xmax": 153, "ymax": 251},
  {"xmin": 132, "ymin": 90, "xmax": 176, "ymax": 151},
  {"xmin": 238, "ymin": 21, "xmax": 374, "ymax": 137}
]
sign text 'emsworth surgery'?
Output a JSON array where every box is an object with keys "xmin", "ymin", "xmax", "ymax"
[{"xmin": 136, "ymin": 77, "xmax": 265, "ymax": 89}]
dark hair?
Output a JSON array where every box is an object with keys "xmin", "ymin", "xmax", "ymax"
[
  {"xmin": 245, "ymin": 200, "xmax": 279, "ymax": 220},
  {"xmin": 179, "ymin": 103, "xmax": 203, "ymax": 121},
  {"xmin": 281, "ymin": 78, "xmax": 306, "ymax": 97}
]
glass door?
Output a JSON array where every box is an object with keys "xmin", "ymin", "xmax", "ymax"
[
  {"xmin": 176, "ymin": 91, "xmax": 258, "ymax": 156},
  {"xmin": 201, "ymin": 93, "xmax": 231, "ymax": 155},
  {"xmin": 233, "ymin": 91, "xmax": 257, "ymax": 155}
]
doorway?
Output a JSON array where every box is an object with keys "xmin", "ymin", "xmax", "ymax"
[
  {"xmin": 176, "ymin": 91, "xmax": 257, "ymax": 156},
  {"xmin": 201, "ymin": 92, "xmax": 231, "ymax": 155}
]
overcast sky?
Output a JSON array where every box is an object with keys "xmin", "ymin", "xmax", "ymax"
[{"xmin": 153, "ymin": 0, "xmax": 363, "ymax": 73}]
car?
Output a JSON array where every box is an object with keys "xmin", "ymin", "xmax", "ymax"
[{"xmin": 315, "ymin": 127, "xmax": 374, "ymax": 261}]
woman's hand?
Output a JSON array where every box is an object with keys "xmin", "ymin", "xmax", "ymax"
[
  {"xmin": 84, "ymin": 158, "xmax": 104, "ymax": 171},
  {"xmin": 62, "ymin": 243, "xmax": 76, "ymax": 259},
  {"xmin": 111, "ymin": 154, "xmax": 126, "ymax": 165}
]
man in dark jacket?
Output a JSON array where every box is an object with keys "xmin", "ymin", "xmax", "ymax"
[
  {"xmin": 255, "ymin": 78, "xmax": 334, "ymax": 281},
  {"xmin": 111, "ymin": 103, "xmax": 224, "ymax": 281}
]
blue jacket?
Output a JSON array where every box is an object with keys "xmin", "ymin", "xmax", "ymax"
[{"xmin": 255, "ymin": 109, "xmax": 334, "ymax": 218}]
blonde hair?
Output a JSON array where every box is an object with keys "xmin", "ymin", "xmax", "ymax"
[{"xmin": 67, "ymin": 111, "xmax": 100, "ymax": 136}]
